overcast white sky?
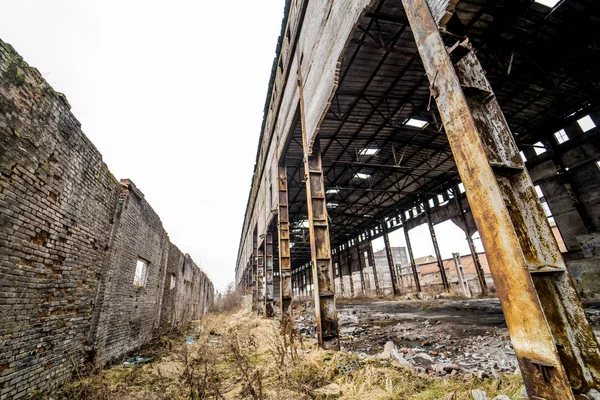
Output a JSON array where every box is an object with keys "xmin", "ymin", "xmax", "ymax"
[{"xmin": 2, "ymin": 1, "xmax": 482, "ymax": 292}]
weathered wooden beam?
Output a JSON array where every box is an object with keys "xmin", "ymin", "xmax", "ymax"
[
  {"xmin": 277, "ymin": 165, "xmax": 293, "ymax": 317},
  {"xmin": 404, "ymin": 0, "xmax": 600, "ymax": 396}
]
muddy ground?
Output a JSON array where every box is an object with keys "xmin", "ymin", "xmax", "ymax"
[{"xmin": 294, "ymin": 297, "xmax": 600, "ymax": 379}]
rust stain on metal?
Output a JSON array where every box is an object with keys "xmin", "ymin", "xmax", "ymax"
[
  {"xmin": 403, "ymin": 0, "xmax": 600, "ymax": 396},
  {"xmin": 277, "ymin": 165, "xmax": 293, "ymax": 317},
  {"xmin": 298, "ymin": 60, "xmax": 339, "ymax": 349}
]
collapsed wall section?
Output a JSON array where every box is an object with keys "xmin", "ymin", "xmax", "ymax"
[{"xmin": 0, "ymin": 39, "xmax": 213, "ymax": 400}]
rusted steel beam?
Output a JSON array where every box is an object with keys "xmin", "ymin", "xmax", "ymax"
[
  {"xmin": 252, "ymin": 230, "xmax": 258, "ymax": 312},
  {"xmin": 367, "ymin": 239, "xmax": 381, "ymax": 295},
  {"xmin": 298, "ymin": 65, "xmax": 339, "ymax": 349},
  {"xmin": 256, "ymin": 239, "xmax": 265, "ymax": 316},
  {"xmin": 424, "ymin": 200, "xmax": 450, "ymax": 290},
  {"xmin": 401, "ymin": 213, "xmax": 421, "ymax": 293},
  {"xmin": 453, "ymin": 185, "xmax": 487, "ymax": 295},
  {"xmin": 277, "ymin": 165, "xmax": 293, "ymax": 317},
  {"xmin": 265, "ymin": 231, "xmax": 274, "ymax": 318},
  {"xmin": 345, "ymin": 248, "xmax": 355, "ymax": 297},
  {"xmin": 334, "ymin": 250, "xmax": 345, "ymax": 296},
  {"xmin": 355, "ymin": 245, "xmax": 367, "ymax": 296},
  {"xmin": 382, "ymin": 221, "xmax": 400, "ymax": 296},
  {"xmin": 404, "ymin": 0, "xmax": 600, "ymax": 396}
]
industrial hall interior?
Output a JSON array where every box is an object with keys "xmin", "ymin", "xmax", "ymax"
[{"xmin": 235, "ymin": 0, "xmax": 600, "ymax": 399}]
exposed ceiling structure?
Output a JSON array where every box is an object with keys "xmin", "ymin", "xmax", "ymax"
[{"xmin": 281, "ymin": 0, "xmax": 600, "ymax": 269}]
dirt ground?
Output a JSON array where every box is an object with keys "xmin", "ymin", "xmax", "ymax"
[{"xmin": 294, "ymin": 297, "xmax": 600, "ymax": 379}]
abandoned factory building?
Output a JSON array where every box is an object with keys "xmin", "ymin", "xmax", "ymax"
[{"xmin": 236, "ymin": 0, "xmax": 600, "ymax": 398}]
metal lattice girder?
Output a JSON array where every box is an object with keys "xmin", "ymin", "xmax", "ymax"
[
  {"xmin": 277, "ymin": 165, "xmax": 293, "ymax": 317},
  {"xmin": 403, "ymin": 0, "xmax": 600, "ymax": 397},
  {"xmin": 424, "ymin": 198, "xmax": 450, "ymax": 290},
  {"xmin": 299, "ymin": 60, "xmax": 339, "ymax": 349},
  {"xmin": 367, "ymin": 239, "xmax": 381, "ymax": 295},
  {"xmin": 256, "ymin": 238, "xmax": 265, "ymax": 316},
  {"xmin": 252, "ymin": 230, "xmax": 258, "ymax": 312},
  {"xmin": 400, "ymin": 213, "xmax": 421, "ymax": 293},
  {"xmin": 453, "ymin": 184, "xmax": 487, "ymax": 295},
  {"xmin": 265, "ymin": 231, "xmax": 274, "ymax": 318},
  {"xmin": 382, "ymin": 220, "xmax": 400, "ymax": 295}
]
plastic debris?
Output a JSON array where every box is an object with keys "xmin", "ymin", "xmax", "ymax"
[
  {"xmin": 123, "ymin": 356, "xmax": 153, "ymax": 367},
  {"xmin": 336, "ymin": 360, "xmax": 361, "ymax": 375}
]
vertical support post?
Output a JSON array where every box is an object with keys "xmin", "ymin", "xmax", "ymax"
[
  {"xmin": 453, "ymin": 185, "xmax": 487, "ymax": 295},
  {"xmin": 277, "ymin": 165, "xmax": 293, "ymax": 316},
  {"xmin": 252, "ymin": 230, "xmax": 258, "ymax": 312},
  {"xmin": 424, "ymin": 201, "xmax": 450, "ymax": 290},
  {"xmin": 355, "ymin": 244, "xmax": 366, "ymax": 296},
  {"xmin": 452, "ymin": 252, "xmax": 471, "ymax": 298},
  {"xmin": 345, "ymin": 248, "xmax": 355, "ymax": 297},
  {"xmin": 367, "ymin": 239, "xmax": 381, "ymax": 295},
  {"xmin": 265, "ymin": 231, "xmax": 274, "ymax": 318},
  {"xmin": 401, "ymin": 214, "xmax": 421, "ymax": 293},
  {"xmin": 382, "ymin": 220, "xmax": 400, "ymax": 296},
  {"xmin": 334, "ymin": 249, "xmax": 344, "ymax": 296},
  {"xmin": 256, "ymin": 238, "xmax": 265, "ymax": 316},
  {"xmin": 402, "ymin": 0, "xmax": 600, "ymax": 396},
  {"xmin": 298, "ymin": 62, "xmax": 339, "ymax": 347}
]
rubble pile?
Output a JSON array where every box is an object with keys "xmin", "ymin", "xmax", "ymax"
[{"xmin": 293, "ymin": 298, "xmax": 600, "ymax": 380}]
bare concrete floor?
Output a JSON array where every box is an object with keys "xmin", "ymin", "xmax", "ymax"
[{"xmin": 294, "ymin": 298, "xmax": 600, "ymax": 378}]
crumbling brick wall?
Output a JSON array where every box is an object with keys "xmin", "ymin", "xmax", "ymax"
[
  {"xmin": 0, "ymin": 39, "xmax": 213, "ymax": 399},
  {"xmin": 159, "ymin": 244, "xmax": 214, "ymax": 330}
]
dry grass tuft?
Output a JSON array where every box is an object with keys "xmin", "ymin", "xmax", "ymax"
[{"xmin": 37, "ymin": 307, "xmax": 524, "ymax": 399}]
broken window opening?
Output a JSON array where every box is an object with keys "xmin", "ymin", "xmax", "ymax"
[{"xmin": 134, "ymin": 259, "xmax": 148, "ymax": 287}]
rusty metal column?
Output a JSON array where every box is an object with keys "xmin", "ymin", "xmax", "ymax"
[
  {"xmin": 453, "ymin": 185, "xmax": 487, "ymax": 295},
  {"xmin": 277, "ymin": 165, "xmax": 293, "ymax": 316},
  {"xmin": 355, "ymin": 245, "xmax": 366, "ymax": 296},
  {"xmin": 403, "ymin": 1, "xmax": 600, "ymax": 396},
  {"xmin": 265, "ymin": 231, "xmax": 274, "ymax": 318},
  {"xmin": 401, "ymin": 214, "xmax": 421, "ymax": 293},
  {"xmin": 334, "ymin": 249, "xmax": 344, "ymax": 297},
  {"xmin": 381, "ymin": 220, "xmax": 400, "ymax": 296},
  {"xmin": 345, "ymin": 248, "xmax": 355, "ymax": 297},
  {"xmin": 256, "ymin": 239, "xmax": 265, "ymax": 316},
  {"xmin": 252, "ymin": 231, "xmax": 258, "ymax": 312},
  {"xmin": 367, "ymin": 239, "xmax": 381, "ymax": 295},
  {"xmin": 424, "ymin": 200, "xmax": 450, "ymax": 290},
  {"xmin": 298, "ymin": 72, "xmax": 339, "ymax": 347}
]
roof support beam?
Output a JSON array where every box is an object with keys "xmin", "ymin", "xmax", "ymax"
[{"xmin": 405, "ymin": 0, "xmax": 600, "ymax": 396}]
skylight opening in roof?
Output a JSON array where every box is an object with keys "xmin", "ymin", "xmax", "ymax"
[
  {"xmin": 326, "ymin": 202, "xmax": 339, "ymax": 208},
  {"xmin": 577, "ymin": 115, "xmax": 596, "ymax": 132},
  {"xmin": 520, "ymin": 151, "xmax": 527, "ymax": 162},
  {"xmin": 533, "ymin": 142, "xmax": 547, "ymax": 156},
  {"xmin": 326, "ymin": 188, "xmax": 340, "ymax": 194},
  {"xmin": 554, "ymin": 129, "xmax": 569, "ymax": 144},
  {"xmin": 354, "ymin": 172, "xmax": 371, "ymax": 180},
  {"xmin": 359, "ymin": 147, "xmax": 379, "ymax": 156},
  {"xmin": 534, "ymin": 0, "xmax": 560, "ymax": 8},
  {"xmin": 535, "ymin": 185, "xmax": 544, "ymax": 199},
  {"xmin": 405, "ymin": 118, "xmax": 429, "ymax": 129}
]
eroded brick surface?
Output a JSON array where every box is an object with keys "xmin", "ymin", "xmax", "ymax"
[{"xmin": 0, "ymin": 39, "xmax": 213, "ymax": 399}]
